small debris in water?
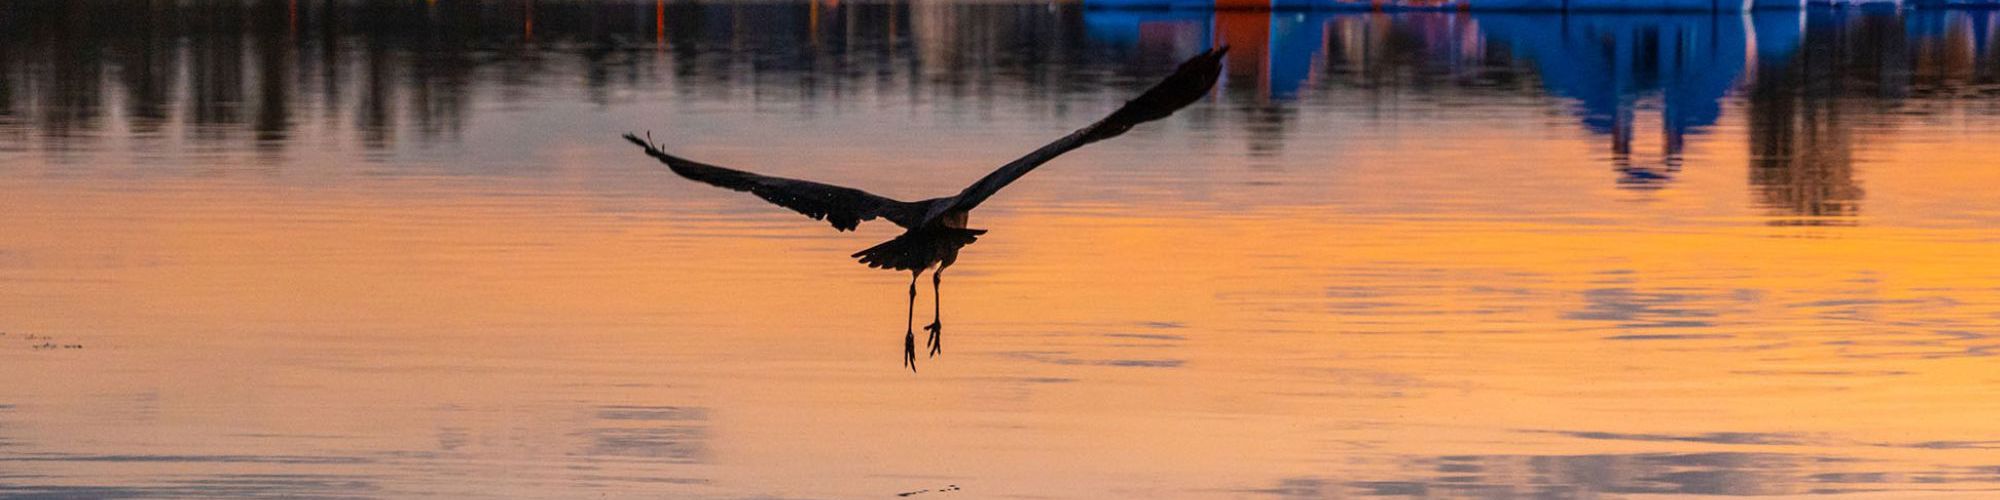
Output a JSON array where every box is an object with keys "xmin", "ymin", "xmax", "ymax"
[
  {"xmin": 896, "ymin": 484, "xmax": 961, "ymax": 497},
  {"xmin": 12, "ymin": 331, "xmax": 83, "ymax": 350}
]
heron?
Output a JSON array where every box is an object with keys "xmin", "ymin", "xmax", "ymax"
[{"xmin": 624, "ymin": 47, "xmax": 1228, "ymax": 371}]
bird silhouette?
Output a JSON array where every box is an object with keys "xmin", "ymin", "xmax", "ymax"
[{"xmin": 624, "ymin": 47, "xmax": 1228, "ymax": 371}]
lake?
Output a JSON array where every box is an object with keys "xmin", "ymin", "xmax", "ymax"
[{"xmin": 3, "ymin": 1, "xmax": 2000, "ymax": 498}]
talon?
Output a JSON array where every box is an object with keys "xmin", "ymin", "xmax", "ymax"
[{"xmin": 925, "ymin": 322, "xmax": 942, "ymax": 357}]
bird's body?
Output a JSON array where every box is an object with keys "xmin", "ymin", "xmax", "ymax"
[{"xmin": 625, "ymin": 47, "xmax": 1229, "ymax": 371}]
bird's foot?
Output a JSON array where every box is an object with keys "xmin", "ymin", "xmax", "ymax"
[
  {"xmin": 924, "ymin": 322, "xmax": 942, "ymax": 357},
  {"xmin": 924, "ymin": 321, "xmax": 942, "ymax": 357},
  {"xmin": 904, "ymin": 329, "xmax": 917, "ymax": 372}
]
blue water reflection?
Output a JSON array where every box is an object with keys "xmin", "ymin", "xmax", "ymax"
[{"xmin": 1486, "ymin": 14, "xmax": 1758, "ymax": 186}]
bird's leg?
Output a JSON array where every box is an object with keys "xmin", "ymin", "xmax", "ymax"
[
  {"xmin": 925, "ymin": 268, "xmax": 943, "ymax": 357},
  {"xmin": 904, "ymin": 272, "xmax": 919, "ymax": 372}
]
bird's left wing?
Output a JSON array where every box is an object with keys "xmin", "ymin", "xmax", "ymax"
[
  {"xmin": 944, "ymin": 46, "xmax": 1228, "ymax": 214},
  {"xmin": 624, "ymin": 134, "xmax": 923, "ymax": 231}
]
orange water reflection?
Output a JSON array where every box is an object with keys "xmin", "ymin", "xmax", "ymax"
[{"xmin": 3, "ymin": 2, "xmax": 2000, "ymax": 498}]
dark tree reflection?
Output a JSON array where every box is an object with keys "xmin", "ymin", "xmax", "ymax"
[{"xmin": 0, "ymin": 0, "xmax": 1993, "ymax": 207}]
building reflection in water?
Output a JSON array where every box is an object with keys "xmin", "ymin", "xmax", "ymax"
[
  {"xmin": 1088, "ymin": 11, "xmax": 1790, "ymax": 189},
  {"xmin": 0, "ymin": 2, "xmax": 1995, "ymax": 215},
  {"xmin": 1080, "ymin": 7, "xmax": 1990, "ymax": 215},
  {"xmin": 1483, "ymin": 14, "xmax": 1778, "ymax": 189}
]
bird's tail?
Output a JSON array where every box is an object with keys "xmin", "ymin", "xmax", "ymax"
[{"xmin": 852, "ymin": 227, "xmax": 987, "ymax": 272}]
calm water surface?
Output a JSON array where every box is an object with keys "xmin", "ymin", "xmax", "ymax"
[{"xmin": 4, "ymin": 2, "xmax": 2000, "ymax": 498}]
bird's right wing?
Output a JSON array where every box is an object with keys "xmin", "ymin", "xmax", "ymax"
[
  {"xmin": 944, "ymin": 46, "xmax": 1228, "ymax": 214},
  {"xmin": 623, "ymin": 134, "xmax": 923, "ymax": 231}
]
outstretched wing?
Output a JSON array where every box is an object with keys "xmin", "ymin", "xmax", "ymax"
[
  {"xmin": 944, "ymin": 46, "xmax": 1229, "ymax": 214},
  {"xmin": 623, "ymin": 134, "xmax": 924, "ymax": 231}
]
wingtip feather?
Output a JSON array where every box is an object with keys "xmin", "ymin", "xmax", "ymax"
[{"xmin": 622, "ymin": 132, "xmax": 653, "ymax": 150}]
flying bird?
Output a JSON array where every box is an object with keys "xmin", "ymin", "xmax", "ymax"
[{"xmin": 625, "ymin": 47, "xmax": 1228, "ymax": 371}]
